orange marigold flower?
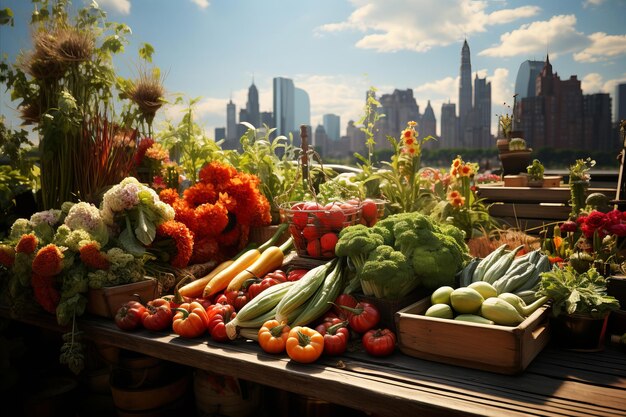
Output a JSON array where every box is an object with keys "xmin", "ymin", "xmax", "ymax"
[
  {"xmin": 16, "ymin": 233, "xmax": 38, "ymax": 254},
  {"xmin": 195, "ymin": 202, "xmax": 229, "ymax": 236},
  {"xmin": 191, "ymin": 236, "xmax": 222, "ymax": 264},
  {"xmin": 0, "ymin": 244, "xmax": 15, "ymax": 267},
  {"xmin": 184, "ymin": 182, "xmax": 217, "ymax": 207},
  {"xmin": 32, "ymin": 244, "xmax": 64, "ymax": 277},
  {"xmin": 144, "ymin": 143, "xmax": 169, "ymax": 162},
  {"xmin": 159, "ymin": 188, "xmax": 180, "ymax": 205},
  {"xmin": 460, "ymin": 164, "xmax": 473, "ymax": 177},
  {"xmin": 198, "ymin": 161, "xmax": 237, "ymax": 187},
  {"xmin": 31, "ymin": 273, "xmax": 60, "ymax": 314},
  {"xmin": 173, "ymin": 199, "xmax": 197, "ymax": 231},
  {"xmin": 218, "ymin": 192, "xmax": 237, "ymax": 212},
  {"xmin": 217, "ymin": 224, "xmax": 241, "ymax": 248},
  {"xmin": 79, "ymin": 242, "xmax": 111, "ymax": 270},
  {"xmin": 451, "ymin": 158, "xmax": 462, "ymax": 169},
  {"xmin": 156, "ymin": 220, "xmax": 194, "ymax": 268}
]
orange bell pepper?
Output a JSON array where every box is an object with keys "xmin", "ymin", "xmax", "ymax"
[
  {"xmin": 285, "ymin": 326, "xmax": 324, "ymax": 363},
  {"xmin": 172, "ymin": 301, "xmax": 209, "ymax": 338},
  {"xmin": 258, "ymin": 320, "xmax": 291, "ymax": 354}
]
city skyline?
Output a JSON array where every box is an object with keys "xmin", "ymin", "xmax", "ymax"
[{"xmin": 1, "ymin": 0, "xmax": 625, "ymax": 145}]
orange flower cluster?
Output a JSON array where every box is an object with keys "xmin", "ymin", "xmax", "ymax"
[
  {"xmin": 450, "ymin": 157, "xmax": 474, "ymax": 178},
  {"xmin": 32, "ymin": 244, "xmax": 64, "ymax": 277},
  {"xmin": 16, "ymin": 234, "xmax": 38, "ymax": 254},
  {"xmin": 400, "ymin": 121, "xmax": 420, "ymax": 156},
  {"xmin": 79, "ymin": 242, "xmax": 111, "ymax": 270},
  {"xmin": 447, "ymin": 190, "xmax": 466, "ymax": 208},
  {"xmin": 160, "ymin": 161, "xmax": 271, "ymax": 263},
  {"xmin": 155, "ymin": 220, "xmax": 194, "ymax": 268}
]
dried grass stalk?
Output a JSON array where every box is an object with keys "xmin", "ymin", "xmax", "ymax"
[{"xmin": 467, "ymin": 228, "xmax": 541, "ymax": 258}]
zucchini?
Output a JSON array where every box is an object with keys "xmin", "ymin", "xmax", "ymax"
[
  {"xmin": 472, "ymin": 244, "xmax": 507, "ymax": 282},
  {"xmin": 275, "ymin": 259, "xmax": 334, "ymax": 323},
  {"xmin": 480, "ymin": 297, "xmax": 525, "ymax": 326},
  {"xmin": 482, "ymin": 245, "xmax": 525, "ymax": 284},
  {"xmin": 290, "ymin": 259, "xmax": 345, "ymax": 326}
]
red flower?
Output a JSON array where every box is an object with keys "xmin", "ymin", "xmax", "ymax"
[
  {"xmin": 608, "ymin": 223, "xmax": 626, "ymax": 237},
  {"xmin": 79, "ymin": 243, "xmax": 111, "ymax": 270},
  {"xmin": 0, "ymin": 245, "xmax": 15, "ymax": 267},
  {"xmin": 31, "ymin": 273, "xmax": 60, "ymax": 314},
  {"xmin": 173, "ymin": 199, "xmax": 197, "ymax": 232},
  {"xmin": 134, "ymin": 137, "xmax": 155, "ymax": 166},
  {"xmin": 16, "ymin": 234, "xmax": 38, "ymax": 254},
  {"xmin": 32, "ymin": 244, "xmax": 64, "ymax": 277},
  {"xmin": 156, "ymin": 220, "xmax": 194, "ymax": 268},
  {"xmin": 560, "ymin": 220, "xmax": 578, "ymax": 233},
  {"xmin": 582, "ymin": 210, "xmax": 608, "ymax": 232},
  {"xmin": 606, "ymin": 209, "xmax": 623, "ymax": 226}
]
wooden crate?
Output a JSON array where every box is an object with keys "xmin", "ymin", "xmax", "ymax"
[{"xmin": 394, "ymin": 297, "xmax": 551, "ymax": 374}]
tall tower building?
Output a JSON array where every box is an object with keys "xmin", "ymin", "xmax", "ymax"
[
  {"xmin": 515, "ymin": 60, "xmax": 545, "ymax": 99},
  {"xmin": 474, "ymin": 75, "xmax": 492, "ymax": 148},
  {"xmin": 459, "ymin": 39, "xmax": 473, "ymax": 147},
  {"xmin": 294, "ymin": 87, "xmax": 311, "ymax": 128},
  {"xmin": 421, "ymin": 100, "xmax": 437, "ymax": 139},
  {"xmin": 376, "ymin": 89, "xmax": 420, "ymax": 149},
  {"xmin": 273, "ymin": 77, "xmax": 295, "ymax": 137},
  {"xmin": 323, "ymin": 114, "xmax": 340, "ymax": 141},
  {"xmin": 440, "ymin": 101, "xmax": 458, "ymax": 148},
  {"xmin": 226, "ymin": 99, "xmax": 237, "ymax": 142},
  {"xmin": 246, "ymin": 81, "xmax": 260, "ymax": 128}
]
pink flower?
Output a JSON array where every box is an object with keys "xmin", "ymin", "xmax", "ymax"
[
  {"xmin": 608, "ymin": 223, "xmax": 626, "ymax": 237},
  {"xmin": 560, "ymin": 220, "xmax": 578, "ymax": 233}
]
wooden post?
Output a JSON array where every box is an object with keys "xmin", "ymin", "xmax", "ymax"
[
  {"xmin": 614, "ymin": 120, "xmax": 626, "ymax": 209},
  {"xmin": 300, "ymin": 125, "xmax": 309, "ymax": 190}
]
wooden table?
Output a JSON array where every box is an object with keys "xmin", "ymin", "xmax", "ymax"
[{"xmin": 4, "ymin": 308, "xmax": 625, "ymax": 417}]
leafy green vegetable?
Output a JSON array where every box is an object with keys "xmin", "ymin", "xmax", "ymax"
[{"xmin": 537, "ymin": 265, "xmax": 620, "ymax": 318}]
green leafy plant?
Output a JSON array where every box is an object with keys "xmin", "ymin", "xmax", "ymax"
[
  {"xmin": 537, "ymin": 265, "xmax": 620, "ymax": 318},
  {"xmin": 227, "ymin": 122, "xmax": 304, "ymax": 223},
  {"xmin": 527, "ymin": 159, "xmax": 545, "ymax": 181}
]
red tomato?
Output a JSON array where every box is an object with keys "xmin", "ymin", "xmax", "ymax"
[
  {"xmin": 207, "ymin": 304, "xmax": 236, "ymax": 342},
  {"xmin": 115, "ymin": 300, "xmax": 146, "ymax": 331},
  {"xmin": 192, "ymin": 297, "xmax": 213, "ymax": 310},
  {"xmin": 320, "ymin": 232, "xmax": 338, "ymax": 254},
  {"xmin": 224, "ymin": 290, "xmax": 249, "ymax": 311},
  {"xmin": 332, "ymin": 293, "xmax": 359, "ymax": 320},
  {"xmin": 248, "ymin": 276, "xmax": 281, "ymax": 300},
  {"xmin": 213, "ymin": 293, "xmax": 229, "ymax": 305},
  {"xmin": 172, "ymin": 301, "xmax": 209, "ymax": 338},
  {"xmin": 362, "ymin": 328, "xmax": 396, "ymax": 357},
  {"xmin": 306, "ymin": 239, "xmax": 321, "ymax": 257},
  {"xmin": 361, "ymin": 199, "xmax": 378, "ymax": 225},
  {"xmin": 319, "ymin": 321, "xmax": 350, "ymax": 356},
  {"xmin": 302, "ymin": 225, "xmax": 321, "ymax": 241},
  {"xmin": 264, "ymin": 269, "xmax": 287, "ymax": 282},
  {"xmin": 287, "ymin": 269, "xmax": 308, "ymax": 282},
  {"xmin": 141, "ymin": 298, "xmax": 173, "ymax": 331},
  {"xmin": 162, "ymin": 293, "xmax": 193, "ymax": 310},
  {"xmin": 344, "ymin": 302, "xmax": 380, "ymax": 334}
]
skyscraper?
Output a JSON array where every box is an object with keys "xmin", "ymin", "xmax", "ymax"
[
  {"xmin": 376, "ymin": 89, "xmax": 420, "ymax": 149},
  {"xmin": 515, "ymin": 60, "xmax": 545, "ymax": 99},
  {"xmin": 421, "ymin": 100, "xmax": 436, "ymax": 139},
  {"xmin": 323, "ymin": 114, "xmax": 340, "ymax": 141},
  {"xmin": 474, "ymin": 75, "xmax": 492, "ymax": 148},
  {"xmin": 440, "ymin": 101, "xmax": 458, "ymax": 148},
  {"xmin": 226, "ymin": 99, "xmax": 236, "ymax": 142},
  {"xmin": 246, "ymin": 81, "xmax": 260, "ymax": 128},
  {"xmin": 294, "ymin": 87, "xmax": 310, "ymax": 128},
  {"xmin": 618, "ymin": 83, "xmax": 626, "ymax": 123},
  {"xmin": 459, "ymin": 39, "xmax": 473, "ymax": 147},
  {"xmin": 273, "ymin": 77, "xmax": 295, "ymax": 137}
]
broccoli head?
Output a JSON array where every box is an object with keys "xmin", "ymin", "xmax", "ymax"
[
  {"xmin": 335, "ymin": 224, "xmax": 384, "ymax": 272},
  {"xmin": 411, "ymin": 233, "xmax": 466, "ymax": 290},
  {"xmin": 359, "ymin": 245, "xmax": 418, "ymax": 298}
]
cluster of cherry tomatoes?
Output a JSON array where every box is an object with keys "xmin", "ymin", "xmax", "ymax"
[
  {"xmin": 285, "ymin": 199, "xmax": 382, "ymax": 259},
  {"xmin": 257, "ymin": 293, "xmax": 397, "ymax": 363}
]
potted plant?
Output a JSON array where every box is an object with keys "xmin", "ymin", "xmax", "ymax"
[
  {"xmin": 537, "ymin": 265, "xmax": 620, "ymax": 351},
  {"xmin": 526, "ymin": 159, "xmax": 545, "ymax": 187},
  {"xmin": 499, "ymin": 138, "xmax": 533, "ymax": 176}
]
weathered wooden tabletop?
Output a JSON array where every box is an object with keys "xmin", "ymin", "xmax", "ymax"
[{"xmin": 5, "ymin": 308, "xmax": 625, "ymax": 417}]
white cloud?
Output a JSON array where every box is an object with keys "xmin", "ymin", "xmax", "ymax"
[
  {"xmin": 583, "ymin": 0, "xmax": 605, "ymax": 8},
  {"xmin": 316, "ymin": 0, "xmax": 539, "ymax": 53},
  {"xmin": 573, "ymin": 32, "xmax": 626, "ymax": 63},
  {"xmin": 190, "ymin": 0, "xmax": 210, "ymax": 10},
  {"xmin": 97, "ymin": 0, "xmax": 131, "ymax": 15},
  {"xmin": 581, "ymin": 72, "xmax": 605, "ymax": 93},
  {"xmin": 479, "ymin": 15, "xmax": 588, "ymax": 58}
]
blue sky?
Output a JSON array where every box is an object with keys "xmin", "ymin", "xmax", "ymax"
[{"xmin": 1, "ymin": 0, "xmax": 626, "ymax": 141}]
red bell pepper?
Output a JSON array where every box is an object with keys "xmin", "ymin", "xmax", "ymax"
[
  {"xmin": 115, "ymin": 300, "xmax": 146, "ymax": 331},
  {"xmin": 337, "ymin": 301, "xmax": 380, "ymax": 334},
  {"xmin": 141, "ymin": 298, "xmax": 173, "ymax": 331},
  {"xmin": 172, "ymin": 301, "xmax": 209, "ymax": 338},
  {"xmin": 286, "ymin": 268, "xmax": 308, "ymax": 282},
  {"xmin": 206, "ymin": 303, "xmax": 236, "ymax": 342},
  {"xmin": 332, "ymin": 293, "xmax": 358, "ymax": 320},
  {"xmin": 316, "ymin": 320, "xmax": 349, "ymax": 356}
]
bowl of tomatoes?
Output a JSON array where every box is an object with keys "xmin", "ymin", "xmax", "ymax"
[{"xmin": 280, "ymin": 200, "xmax": 362, "ymax": 259}]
